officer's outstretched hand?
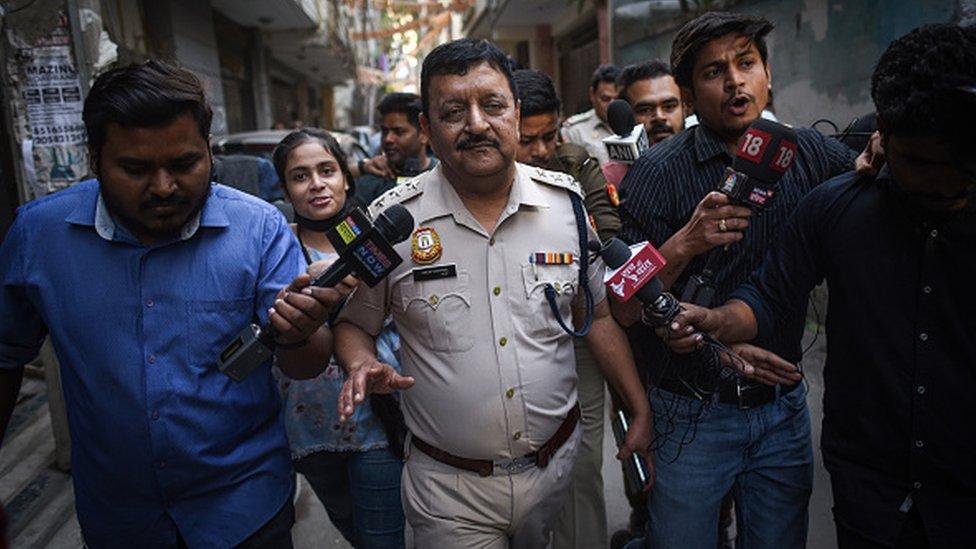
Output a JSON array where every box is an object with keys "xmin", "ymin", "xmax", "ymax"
[
  {"xmin": 617, "ymin": 413, "xmax": 655, "ymax": 491},
  {"xmin": 338, "ymin": 359, "xmax": 415, "ymax": 423}
]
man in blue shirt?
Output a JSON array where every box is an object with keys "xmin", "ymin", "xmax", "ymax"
[{"xmin": 0, "ymin": 61, "xmax": 347, "ymax": 547}]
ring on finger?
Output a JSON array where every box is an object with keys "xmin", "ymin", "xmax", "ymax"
[{"xmin": 718, "ymin": 218, "xmax": 728, "ymax": 232}]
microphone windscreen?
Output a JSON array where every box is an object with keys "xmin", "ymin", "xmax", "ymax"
[
  {"xmin": 374, "ymin": 204, "xmax": 415, "ymax": 244},
  {"xmin": 607, "ymin": 99, "xmax": 637, "ymax": 137},
  {"xmin": 600, "ymin": 238, "xmax": 632, "ymax": 269},
  {"xmin": 732, "ymin": 118, "xmax": 798, "ymax": 186}
]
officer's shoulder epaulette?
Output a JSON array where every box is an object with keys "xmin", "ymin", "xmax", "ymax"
[
  {"xmin": 527, "ymin": 165, "xmax": 583, "ymax": 198},
  {"xmin": 367, "ymin": 174, "xmax": 425, "ymax": 217},
  {"xmin": 563, "ymin": 110, "xmax": 592, "ymax": 126}
]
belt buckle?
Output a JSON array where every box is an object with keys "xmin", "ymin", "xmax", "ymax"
[
  {"xmin": 495, "ymin": 455, "xmax": 535, "ymax": 475},
  {"xmin": 735, "ymin": 378, "xmax": 754, "ymax": 410}
]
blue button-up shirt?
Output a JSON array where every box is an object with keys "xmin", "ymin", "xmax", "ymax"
[{"xmin": 0, "ymin": 180, "xmax": 305, "ymax": 547}]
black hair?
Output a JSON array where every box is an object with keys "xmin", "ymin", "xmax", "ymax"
[
  {"xmin": 377, "ymin": 92, "xmax": 423, "ymax": 130},
  {"xmin": 513, "ymin": 69, "xmax": 561, "ymax": 117},
  {"xmin": 617, "ymin": 60, "xmax": 673, "ymax": 103},
  {"xmin": 670, "ymin": 12, "xmax": 774, "ymax": 89},
  {"xmin": 590, "ymin": 64, "xmax": 622, "ymax": 92},
  {"xmin": 871, "ymin": 24, "xmax": 976, "ymax": 151},
  {"xmin": 420, "ymin": 38, "xmax": 517, "ymax": 118},
  {"xmin": 272, "ymin": 128, "xmax": 355, "ymax": 198},
  {"xmin": 83, "ymin": 60, "xmax": 212, "ymax": 173}
]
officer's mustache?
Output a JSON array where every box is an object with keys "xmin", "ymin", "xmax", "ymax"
[{"xmin": 457, "ymin": 135, "xmax": 499, "ymax": 151}]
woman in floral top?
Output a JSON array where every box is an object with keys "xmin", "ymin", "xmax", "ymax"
[{"xmin": 272, "ymin": 128, "xmax": 404, "ymax": 548}]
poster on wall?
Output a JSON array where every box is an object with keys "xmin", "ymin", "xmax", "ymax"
[{"xmin": 21, "ymin": 45, "xmax": 88, "ymax": 197}]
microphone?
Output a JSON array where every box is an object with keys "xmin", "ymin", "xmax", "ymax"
[
  {"xmin": 217, "ymin": 204, "xmax": 415, "ymax": 381},
  {"xmin": 719, "ymin": 118, "xmax": 798, "ymax": 210},
  {"xmin": 602, "ymin": 99, "xmax": 650, "ymax": 165},
  {"xmin": 590, "ymin": 237, "xmax": 672, "ymax": 493},
  {"xmin": 682, "ymin": 119, "xmax": 799, "ymax": 306}
]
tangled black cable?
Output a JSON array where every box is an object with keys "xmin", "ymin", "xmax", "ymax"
[{"xmin": 639, "ymin": 291, "xmax": 745, "ymax": 462}]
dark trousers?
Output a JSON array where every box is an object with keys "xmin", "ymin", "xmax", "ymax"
[
  {"xmin": 836, "ymin": 508, "xmax": 927, "ymax": 549},
  {"xmin": 176, "ymin": 499, "xmax": 294, "ymax": 548}
]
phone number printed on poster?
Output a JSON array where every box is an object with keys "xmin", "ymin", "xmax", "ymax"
[{"xmin": 22, "ymin": 46, "xmax": 87, "ymax": 193}]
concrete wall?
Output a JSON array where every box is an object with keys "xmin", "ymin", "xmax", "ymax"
[{"xmin": 613, "ymin": 0, "xmax": 959, "ymax": 130}]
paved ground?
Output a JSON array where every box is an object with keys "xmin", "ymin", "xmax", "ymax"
[{"xmin": 3, "ymin": 313, "xmax": 836, "ymax": 548}]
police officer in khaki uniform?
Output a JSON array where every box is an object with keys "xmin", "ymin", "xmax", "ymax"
[
  {"xmin": 512, "ymin": 68, "xmax": 621, "ymax": 548},
  {"xmin": 333, "ymin": 39, "xmax": 651, "ymax": 549},
  {"xmin": 561, "ymin": 64, "xmax": 621, "ymax": 167}
]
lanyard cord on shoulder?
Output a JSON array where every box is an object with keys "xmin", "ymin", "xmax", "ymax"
[{"xmin": 544, "ymin": 190, "xmax": 594, "ymax": 338}]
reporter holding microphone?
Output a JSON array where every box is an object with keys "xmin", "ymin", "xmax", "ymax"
[{"xmin": 270, "ymin": 128, "xmax": 406, "ymax": 548}]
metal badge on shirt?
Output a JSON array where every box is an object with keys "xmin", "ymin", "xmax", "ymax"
[{"xmin": 411, "ymin": 226, "xmax": 442, "ymax": 264}]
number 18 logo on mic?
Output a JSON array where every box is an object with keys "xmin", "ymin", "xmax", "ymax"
[{"xmin": 738, "ymin": 128, "xmax": 771, "ymax": 164}]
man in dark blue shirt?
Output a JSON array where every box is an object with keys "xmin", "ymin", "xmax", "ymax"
[
  {"xmin": 668, "ymin": 24, "xmax": 976, "ymax": 548},
  {"xmin": 0, "ymin": 61, "xmax": 349, "ymax": 547},
  {"xmin": 614, "ymin": 12, "xmax": 856, "ymax": 548},
  {"xmin": 353, "ymin": 93, "xmax": 437, "ymax": 209}
]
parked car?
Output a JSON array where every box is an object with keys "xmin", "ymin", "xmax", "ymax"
[{"xmin": 212, "ymin": 129, "xmax": 369, "ymax": 164}]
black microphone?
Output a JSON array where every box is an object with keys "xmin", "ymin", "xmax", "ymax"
[
  {"xmin": 719, "ymin": 118, "xmax": 798, "ymax": 210},
  {"xmin": 217, "ymin": 204, "xmax": 415, "ymax": 381},
  {"xmin": 313, "ymin": 204, "xmax": 414, "ymax": 288},
  {"xmin": 602, "ymin": 99, "xmax": 650, "ymax": 164},
  {"xmin": 682, "ymin": 119, "xmax": 799, "ymax": 306}
]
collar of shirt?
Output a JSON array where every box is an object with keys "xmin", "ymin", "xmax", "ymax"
[
  {"xmin": 414, "ymin": 163, "xmax": 549, "ymax": 231},
  {"xmin": 693, "ymin": 124, "xmax": 733, "ymax": 164},
  {"xmin": 63, "ymin": 181, "xmax": 229, "ymax": 243}
]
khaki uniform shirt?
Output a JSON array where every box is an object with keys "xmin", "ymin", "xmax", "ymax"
[
  {"xmin": 336, "ymin": 162, "xmax": 607, "ymax": 460},
  {"xmin": 561, "ymin": 109, "xmax": 613, "ymax": 167}
]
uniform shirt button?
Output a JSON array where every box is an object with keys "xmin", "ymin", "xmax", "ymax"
[
  {"xmin": 913, "ymin": 481, "xmax": 922, "ymax": 490},
  {"xmin": 499, "ymin": 337, "xmax": 508, "ymax": 347},
  {"xmin": 919, "ymin": 333, "xmax": 928, "ymax": 342},
  {"xmin": 506, "ymin": 388, "xmax": 515, "ymax": 399},
  {"xmin": 917, "ymin": 385, "xmax": 926, "ymax": 395},
  {"xmin": 554, "ymin": 282, "xmax": 562, "ymax": 293},
  {"xmin": 146, "ymin": 298, "xmax": 154, "ymax": 307},
  {"xmin": 148, "ymin": 355, "xmax": 156, "ymax": 364},
  {"xmin": 513, "ymin": 431, "xmax": 522, "ymax": 440},
  {"xmin": 428, "ymin": 295, "xmax": 439, "ymax": 306},
  {"xmin": 489, "ymin": 237, "xmax": 496, "ymax": 246},
  {"xmin": 929, "ymin": 229, "xmax": 938, "ymax": 238},
  {"xmin": 493, "ymin": 287, "xmax": 501, "ymax": 296},
  {"xmin": 922, "ymin": 286, "xmax": 932, "ymax": 294},
  {"xmin": 915, "ymin": 440, "xmax": 924, "ymax": 448}
]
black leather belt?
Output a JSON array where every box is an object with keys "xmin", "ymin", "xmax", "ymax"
[{"xmin": 655, "ymin": 376, "xmax": 799, "ymax": 410}]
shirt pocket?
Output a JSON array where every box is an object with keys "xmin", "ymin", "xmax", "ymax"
[
  {"xmin": 395, "ymin": 271, "xmax": 474, "ymax": 353},
  {"xmin": 185, "ymin": 297, "xmax": 254, "ymax": 369},
  {"xmin": 520, "ymin": 263, "xmax": 579, "ymax": 339}
]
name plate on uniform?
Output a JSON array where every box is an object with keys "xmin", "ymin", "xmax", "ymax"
[{"xmin": 412, "ymin": 263, "xmax": 457, "ymax": 281}]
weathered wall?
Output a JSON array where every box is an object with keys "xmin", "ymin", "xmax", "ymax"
[{"xmin": 614, "ymin": 0, "xmax": 960, "ymax": 129}]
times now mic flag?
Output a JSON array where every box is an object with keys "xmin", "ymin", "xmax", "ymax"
[{"xmin": 603, "ymin": 242, "xmax": 667, "ymax": 302}]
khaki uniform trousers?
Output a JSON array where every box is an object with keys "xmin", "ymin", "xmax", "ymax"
[
  {"xmin": 553, "ymin": 341, "xmax": 608, "ymax": 548},
  {"xmin": 402, "ymin": 425, "xmax": 581, "ymax": 548}
]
